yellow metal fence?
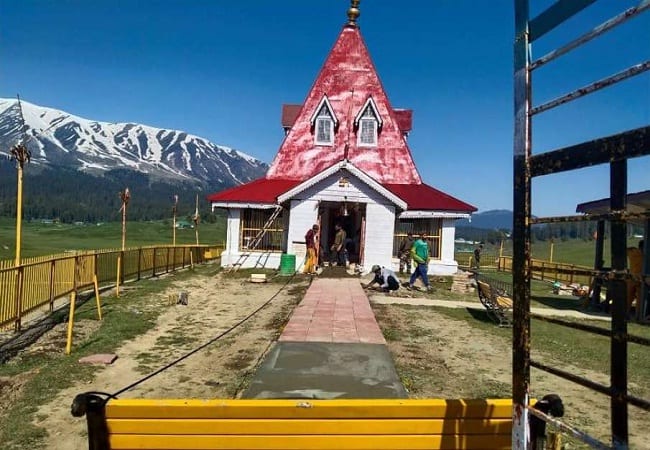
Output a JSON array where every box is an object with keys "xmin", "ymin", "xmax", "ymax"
[
  {"xmin": 0, "ymin": 245, "xmax": 223, "ymax": 331},
  {"xmin": 497, "ymin": 256, "xmax": 594, "ymax": 286}
]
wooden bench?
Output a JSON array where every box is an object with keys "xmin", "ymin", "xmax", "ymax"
[
  {"xmin": 476, "ymin": 280, "xmax": 513, "ymax": 327},
  {"xmin": 72, "ymin": 395, "xmax": 514, "ymax": 449}
]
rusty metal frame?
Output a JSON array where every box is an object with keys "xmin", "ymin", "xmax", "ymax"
[
  {"xmin": 530, "ymin": 125, "xmax": 650, "ymax": 177},
  {"xmin": 530, "ymin": 62, "xmax": 650, "ymax": 116},
  {"xmin": 531, "ymin": 0, "xmax": 650, "ymax": 70},
  {"xmin": 513, "ymin": 1, "xmax": 649, "ymax": 448}
]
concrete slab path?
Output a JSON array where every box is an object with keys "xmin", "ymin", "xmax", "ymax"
[{"xmin": 242, "ymin": 278, "xmax": 407, "ymax": 399}]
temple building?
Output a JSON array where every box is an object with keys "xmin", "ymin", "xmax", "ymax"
[{"xmin": 208, "ymin": 2, "xmax": 476, "ymax": 274}]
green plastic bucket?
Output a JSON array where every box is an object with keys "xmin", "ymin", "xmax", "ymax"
[{"xmin": 279, "ymin": 253, "xmax": 296, "ymax": 276}]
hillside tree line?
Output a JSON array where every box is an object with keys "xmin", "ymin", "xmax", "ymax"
[{"xmin": 0, "ymin": 161, "xmax": 227, "ymax": 223}]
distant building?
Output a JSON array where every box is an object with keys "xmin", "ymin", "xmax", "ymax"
[{"xmin": 208, "ymin": 3, "xmax": 476, "ymax": 274}]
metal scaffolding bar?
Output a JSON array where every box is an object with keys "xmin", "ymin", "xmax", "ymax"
[
  {"xmin": 529, "ymin": 125, "xmax": 650, "ymax": 177},
  {"xmin": 609, "ymin": 160, "xmax": 629, "ymax": 445},
  {"xmin": 531, "ymin": 61, "xmax": 650, "ymax": 115},
  {"xmin": 531, "ymin": 314, "xmax": 650, "ymax": 347},
  {"xmin": 531, "ymin": 0, "xmax": 650, "ymax": 69},
  {"xmin": 531, "ymin": 360, "xmax": 650, "ymax": 412},
  {"xmin": 530, "ymin": 210, "xmax": 650, "ymax": 224},
  {"xmin": 512, "ymin": 1, "xmax": 531, "ymax": 448},
  {"xmin": 529, "ymin": 0, "xmax": 596, "ymax": 42}
]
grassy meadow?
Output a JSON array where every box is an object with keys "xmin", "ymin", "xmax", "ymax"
[
  {"xmin": 0, "ymin": 217, "xmax": 226, "ymax": 260},
  {"xmin": 469, "ymin": 237, "xmax": 644, "ymax": 268}
]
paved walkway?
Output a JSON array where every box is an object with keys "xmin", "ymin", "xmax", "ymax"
[
  {"xmin": 279, "ymin": 279, "xmax": 385, "ymax": 343},
  {"xmin": 242, "ymin": 278, "xmax": 406, "ymax": 399}
]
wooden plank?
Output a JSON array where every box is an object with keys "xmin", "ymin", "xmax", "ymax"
[
  {"xmin": 109, "ymin": 433, "xmax": 511, "ymax": 450},
  {"xmin": 105, "ymin": 399, "xmax": 514, "ymax": 420},
  {"xmin": 496, "ymin": 297, "xmax": 513, "ymax": 309},
  {"xmin": 107, "ymin": 418, "xmax": 512, "ymax": 435}
]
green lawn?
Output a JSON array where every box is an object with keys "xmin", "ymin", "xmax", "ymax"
[
  {"xmin": 0, "ymin": 217, "xmax": 226, "ymax": 260},
  {"xmin": 503, "ymin": 238, "xmax": 643, "ymax": 268}
]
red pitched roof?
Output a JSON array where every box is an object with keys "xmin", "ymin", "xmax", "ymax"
[
  {"xmin": 281, "ymin": 104, "xmax": 302, "ymax": 128},
  {"xmin": 207, "ymin": 176, "xmax": 476, "ymax": 213},
  {"xmin": 384, "ymin": 183, "xmax": 477, "ymax": 212},
  {"xmin": 267, "ymin": 25, "xmax": 421, "ymax": 184},
  {"xmin": 207, "ymin": 178, "xmax": 301, "ymax": 204},
  {"xmin": 393, "ymin": 109, "xmax": 412, "ymax": 133}
]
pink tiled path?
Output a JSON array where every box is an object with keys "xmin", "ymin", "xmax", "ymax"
[{"xmin": 279, "ymin": 278, "xmax": 385, "ymax": 344}]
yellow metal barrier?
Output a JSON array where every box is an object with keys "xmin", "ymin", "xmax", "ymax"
[
  {"xmin": 77, "ymin": 397, "xmax": 514, "ymax": 450},
  {"xmin": 498, "ymin": 256, "xmax": 594, "ymax": 286},
  {"xmin": 0, "ymin": 244, "xmax": 224, "ymax": 331}
]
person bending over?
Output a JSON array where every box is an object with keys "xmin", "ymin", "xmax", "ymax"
[{"xmin": 364, "ymin": 265, "xmax": 400, "ymax": 292}]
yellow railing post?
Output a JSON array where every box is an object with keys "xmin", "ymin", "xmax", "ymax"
[
  {"xmin": 48, "ymin": 260, "xmax": 56, "ymax": 312},
  {"xmin": 137, "ymin": 248, "xmax": 142, "ymax": 281},
  {"xmin": 116, "ymin": 255, "xmax": 121, "ymax": 298},
  {"xmin": 65, "ymin": 257, "xmax": 79, "ymax": 355},
  {"xmin": 549, "ymin": 239, "xmax": 554, "ymax": 263},
  {"xmin": 93, "ymin": 274, "xmax": 102, "ymax": 321},
  {"xmin": 65, "ymin": 291, "xmax": 77, "ymax": 355},
  {"xmin": 13, "ymin": 266, "xmax": 24, "ymax": 331}
]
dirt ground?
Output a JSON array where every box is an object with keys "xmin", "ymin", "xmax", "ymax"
[
  {"xmin": 2, "ymin": 268, "xmax": 648, "ymax": 449},
  {"xmin": 25, "ymin": 271, "xmax": 308, "ymax": 450},
  {"xmin": 371, "ymin": 301, "xmax": 649, "ymax": 449}
]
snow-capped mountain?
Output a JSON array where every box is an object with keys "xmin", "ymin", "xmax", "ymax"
[{"xmin": 0, "ymin": 98, "xmax": 267, "ymax": 186}]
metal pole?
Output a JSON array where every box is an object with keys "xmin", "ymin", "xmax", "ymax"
[
  {"xmin": 172, "ymin": 194, "xmax": 178, "ymax": 246},
  {"xmin": 15, "ymin": 164, "xmax": 23, "ymax": 266},
  {"xmin": 513, "ymin": 0, "xmax": 532, "ymax": 447},
  {"xmin": 121, "ymin": 205, "xmax": 126, "ymax": 251},
  {"xmin": 119, "ymin": 188, "xmax": 130, "ymax": 251},
  {"xmin": 609, "ymin": 160, "xmax": 628, "ymax": 447}
]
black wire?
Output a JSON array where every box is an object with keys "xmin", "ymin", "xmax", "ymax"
[{"xmin": 111, "ymin": 269, "xmax": 298, "ymax": 398}]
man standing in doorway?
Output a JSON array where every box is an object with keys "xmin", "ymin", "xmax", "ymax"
[
  {"xmin": 408, "ymin": 232, "xmax": 431, "ymax": 291},
  {"xmin": 303, "ymin": 224, "xmax": 319, "ymax": 275},
  {"xmin": 330, "ymin": 223, "xmax": 347, "ymax": 266}
]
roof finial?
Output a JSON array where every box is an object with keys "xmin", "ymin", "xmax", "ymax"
[{"xmin": 346, "ymin": 0, "xmax": 360, "ymax": 27}]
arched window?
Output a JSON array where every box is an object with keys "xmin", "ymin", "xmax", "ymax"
[
  {"xmin": 354, "ymin": 97, "xmax": 382, "ymax": 147},
  {"xmin": 310, "ymin": 96, "xmax": 338, "ymax": 146},
  {"xmin": 315, "ymin": 104, "xmax": 334, "ymax": 145}
]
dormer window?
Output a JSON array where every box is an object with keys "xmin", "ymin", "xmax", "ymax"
[
  {"xmin": 354, "ymin": 97, "xmax": 383, "ymax": 147},
  {"xmin": 358, "ymin": 108, "xmax": 378, "ymax": 146},
  {"xmin": 316, "ymin": 105, "xmax": 334, "ymax": 145},
  {"xmin": 310, "ymin": 96, "xmax": 338, "ymax": 146}
]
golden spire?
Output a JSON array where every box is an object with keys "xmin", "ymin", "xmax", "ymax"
[{"xmin": 346, "ymin": 0, "xmax": 360, "ymax": 27}]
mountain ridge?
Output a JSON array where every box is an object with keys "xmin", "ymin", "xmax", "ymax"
[
  {"xmin": 458, "ymin": 209, "xmax": 513, "ymax": 230},
  {"xmin": 0, "ymin": 98, "xmax": 268, "ymax": 222},
  {"xmin": 0, "ymin": 98, "xmax": 267, "ymax": 187}
]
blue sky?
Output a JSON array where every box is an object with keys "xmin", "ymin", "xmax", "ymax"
[{"xmin": 1, "ymin": 1, "xmax": 648, "ymax": 217}]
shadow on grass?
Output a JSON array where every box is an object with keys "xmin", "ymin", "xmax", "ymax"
[
  {"xmin": 465, "ymin": 307, "xmax": 496, "ymax": 325},
  {"xmin": 532, "ymin": 294, "xmax": 585, "ymax": 311}
]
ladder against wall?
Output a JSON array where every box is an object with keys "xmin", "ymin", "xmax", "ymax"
[
  {"xmin": 512, "ymin": 0, "xmax": 650, "ymax": 448},
  {"xmin": 227, "ymin": 205, "xmax": 284, "ymax": 272}
]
